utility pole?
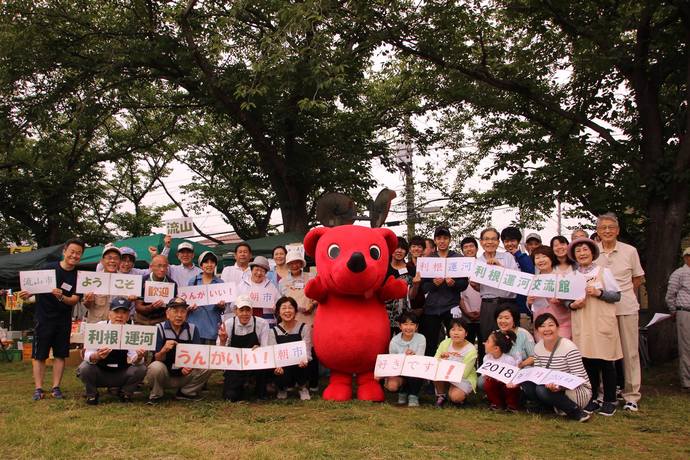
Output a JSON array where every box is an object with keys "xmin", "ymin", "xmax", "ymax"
[
  {"xmin": 556, "ymin": 200, "xmax": 562, "ymax": 235},
  {"xmin": 395, "ymin": 142, "xmax": 415, "ymax": 238}
]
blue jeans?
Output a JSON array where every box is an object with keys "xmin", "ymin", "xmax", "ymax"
[{"xmin": 521, "ymin": 381, "xmax": 580, "ymax": 416}]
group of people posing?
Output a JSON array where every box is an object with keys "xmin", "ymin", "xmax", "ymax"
[
  {"xmin": 384, "ymin": 212, "xmax": 645, "ymax": 419},
  {"xmin": 18, "ymin": 212, "xmax": 656, "ymax": 420}
]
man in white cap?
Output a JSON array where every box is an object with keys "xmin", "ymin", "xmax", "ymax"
[
  {"xmin": 83, "ymin": 246, "xmax": 132, "ymax": 323},
  {"xmin": 595, "ymin": 212, "xmax": 645, "ymax": 411},
  {"xmin": 236, "ymin": 255, "xmax": 281, "ymax": 326},
  {"xmin": 666, "ymin": 247, "xmax": 690, "ymax": 390},
  {"xmin": 524, "ymin": 233, "xmax": 542, "ymax": 256},
  {"xmin": 77, "ymin": 297, "xmax": 147, "ymax": 405},
  {"xmin": 168, "ymin": 241, "xmax": 202, "ymax": 289},
  {"xmin": 217, "ymin": 294, "xmax": 270, "ymax": 401}
]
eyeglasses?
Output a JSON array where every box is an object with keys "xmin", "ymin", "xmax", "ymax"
[
  {"xmin": 597, "ymin": 225, "xmax": 618, "ymax": 230},
  {"xmin": 481, "ymin": 237, "xmax": 499, "ymax": 242}
]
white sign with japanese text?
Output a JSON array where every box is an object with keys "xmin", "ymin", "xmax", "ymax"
[
  {"xmin": 109, "ymin": 273, "xmax": 143, "ymax": 297},
  {"xmin": 143, "ymin": 281, "xmax": 175, "ymax": 303},
  {"xmin": 165, "ymin": 218, "xmax": 195, "ymax": 238},
  {"xmin": 174, "ymin": 341, "xmax": 308, "ymax": 371},
  {"xmin": 76, "ymin": 271, "xmax": 111, "ymax": 295},
  {"xmin": 19, "ymin": 270, "xmax": 57, "ymax": 295},
  {"xmin": 83, "ymin": 323, "xmax": 156, "ymax": 351},
  {"xmin": 174, "ymin": 343, "xmax": 210, "ymax": 370},
  {"xmin": 477, "ymin": 359, "xmax": 586, "ymax": 390},
  {"xmin": 374, "ymin": 354, "xmax": 465, "ymax": 382},
  {"xmin": 273, "ymin": 341, "xmax": 308, "ymax": 368}
]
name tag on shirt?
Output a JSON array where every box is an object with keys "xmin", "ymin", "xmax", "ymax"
[
  {"xmin": 61, "ymin": 282, "xmax": 72, "ymax": 291},
  {"xmin": 397, "ymin": 268, "xmax": 408, "ymax": 276},
  {"xmin": 293, "ymin": 281, "xmax": 305, "ymax": 289}
]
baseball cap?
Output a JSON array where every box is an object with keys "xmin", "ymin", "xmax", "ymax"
[
  {"xmin": 120, "ymin": 247, "xmax": 138, "ymax": 260},
  {"xmin": 109, "ymin": 297, "xmax": 130, "ymax": 311},
  {"xmin": 235, "ymin": 294, "xmax": 253, "ymax": 309},
  {"xmin": 102, "ymin": 245, "xmax": 122, "ymax": 257},
  {"xmin": 166, "ymin": 297, "xmax": 189, "ymax": 309},
  {"xmin": 177, "ymin": 242, "xmax": 194, "ymax": 252},
  {"xmin": 525, "ymin": 233, "xmax": 542, "ymax": 243}
]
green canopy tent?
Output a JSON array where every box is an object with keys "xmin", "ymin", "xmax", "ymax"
[
  {"xmin": 0, "ymin": 245, "xmax": 64, "ymax": 290},
  {"xmin": 215, "ymin": 232, "xmax": 306, "ymax": 261},
  {"xmin": 78, "ymin": 235, "xmax": 219, "ymax": 267}
]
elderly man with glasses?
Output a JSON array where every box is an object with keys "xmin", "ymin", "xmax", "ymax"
[{"xmin": 594, "ymin": 212, "xmax": 645, "ymax": 412}]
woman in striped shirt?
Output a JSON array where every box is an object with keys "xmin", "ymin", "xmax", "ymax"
[{"xmin": 521, "ymin": 313, "xmax": 592, "ymax": 422}]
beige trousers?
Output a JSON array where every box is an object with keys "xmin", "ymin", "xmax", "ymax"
[
  {"xmin": 617, "ymin": 314, "xmax": 641, "ymax": 403},
  {"xmin": 145, "ymin": 361, "xmax": 211, "ymax": 399}
]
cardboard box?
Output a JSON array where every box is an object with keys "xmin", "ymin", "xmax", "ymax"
[{"xmin": 46, "ymin": 348, "xmax": 84, "ymax": 367}]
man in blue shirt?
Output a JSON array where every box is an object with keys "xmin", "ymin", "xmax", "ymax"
[{"xmin": 501, "ymin": 227, "xmax": 535, "ymax": 317}]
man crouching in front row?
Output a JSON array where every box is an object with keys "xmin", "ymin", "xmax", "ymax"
[
  {"xmin": 145, "ymin": 297, "xmax": 211, "ymax": 404},
  {"xmin": 77, "ymin": 297, "xmax": 146, "ymax": 405}
]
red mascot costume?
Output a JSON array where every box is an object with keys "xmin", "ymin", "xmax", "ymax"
[{"xmin": 304, "ymin": 225, "xmax": 408, "ymax": 401}]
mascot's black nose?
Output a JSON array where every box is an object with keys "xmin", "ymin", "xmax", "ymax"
[{"xmin": 347, "ymin": 252, "xmax": 367, "ymax": 273}]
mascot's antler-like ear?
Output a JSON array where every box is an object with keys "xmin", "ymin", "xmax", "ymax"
[
  {"xmin": 376, "ymin": 228, "xmax": 399, "ymax": 256},
  {"xmin": 304, "ymin": 227, "xmax": 329, "ymax": 258}
]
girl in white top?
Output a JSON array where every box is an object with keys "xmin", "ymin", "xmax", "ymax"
[{"xmin": 384, "ymin": 311, "xmax": 426, "ymax": 407}]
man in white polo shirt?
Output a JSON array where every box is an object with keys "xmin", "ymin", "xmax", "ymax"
[
  {"xmin": 168, "ymin": 241, "xmax": 202, "ymax": 288},
  {"xmin": 595, "ymin": 212, "xmax": 645, "ymax": 411},
  {"xmin": 220, "ymin": 242, "xmax": 252, "ymax": 286}
]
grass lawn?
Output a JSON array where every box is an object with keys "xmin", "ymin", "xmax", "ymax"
[{"xmin": 1, "ymin": 359, "xmax": 689, "ymax": 459}]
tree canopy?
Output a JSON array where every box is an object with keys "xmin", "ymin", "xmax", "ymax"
[{"xmin": 1, "ymin": 0, "xmax": 688, "ymax": 309}]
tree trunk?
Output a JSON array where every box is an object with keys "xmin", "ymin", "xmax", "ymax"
[{"xmin": 644, "ymin": 190, "xmax": 689, "ymax": 311}]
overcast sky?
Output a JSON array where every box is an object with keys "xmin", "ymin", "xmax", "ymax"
[{"xmin": 145, "ymin": 150, "xmax": 591, "ymax": 251}]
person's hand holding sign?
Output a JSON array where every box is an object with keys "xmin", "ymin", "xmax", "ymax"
[
  {"xmin": 152, "ymin": 299, "xmax": 165, "ymax": 310},
  {"xmin": 132, "ymin": 348, "xmax": 146, "ymax": 364},
  {"xmin": 585, "ymin": 285, "xmax": 602, "ymax": 298},
  {"xmin": 218, "ymin": 322, "xmax": 228, "ymax": 345},
  {"xmin": 162, "ymin": 340, "xmax": 176, "ymax": 354},
  {"xmin": 92, "ymin": 347, "xmax": 112, "ymax": 363}
]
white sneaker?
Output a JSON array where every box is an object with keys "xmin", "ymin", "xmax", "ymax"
[
  {"xmin": 277, "ymin": 390, "xmax": 288, "ymax": 400},
  {"xmin": 298, "ymin": 387, "xmax": 311, "ymax": 401},
  {"xmin": 623, "ymin": 401, "xmax": 639, "ymax": 412}
]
